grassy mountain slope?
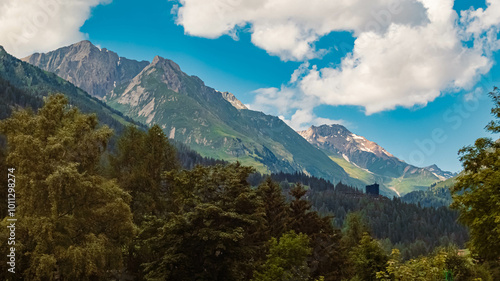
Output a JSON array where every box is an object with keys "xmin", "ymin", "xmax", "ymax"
[{"xmin": 105, "ymin": 55, "xmax": 351, "ymax": 183}]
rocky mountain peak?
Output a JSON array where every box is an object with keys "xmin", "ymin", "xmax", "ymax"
[
  {"xmin": 22, "ymin": 41, "xmax": 149, "ymax": 98},
  {"xmin": 424, "ymin": 164, "xmax": 456, "ymax": 180},
  {"xmin": 152, "ymin": 55, "xmax": 181, "ymax": 72},
  {"xmin": 218, "ymin": 91, "xmax": 248, "ymax": 110}
]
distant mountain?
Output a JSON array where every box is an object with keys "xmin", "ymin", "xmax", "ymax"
[
  {"xmin": 424, "ymin": 164, "xmax": 457, "ymax": 181},
  {"xmin": 22, "ymin": 40, "xmax": 149, "ymax": 98},
  {"xmin": 298, "ymin": 124, "xmax": 444, "ymax": 196},
  {"xmin": 0, "ymin": 45, "xmax": 138, "ymax": 135},
  {"xmin": 101, "ymin": 53, "xmax": 352, "ymax": 182}
]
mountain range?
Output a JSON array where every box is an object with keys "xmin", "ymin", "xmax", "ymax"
[
  {"xmin": 298, "ymin": 125, "xmax": 455, "ymax": 195},
  {"xmin": 21, "ymin": 41, "xmax": 355, "ymax": 187},
  {"xmin": 13, "ymin": 41, "xmax": 456, "ymax": 196},
  {"xmin": 0, "ymin": 45, "xmax": 137, "ymax": 135}
]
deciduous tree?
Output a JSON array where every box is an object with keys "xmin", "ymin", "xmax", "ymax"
[{"xmin": 0, "ymin": 94, "xmax": 135, "ymax": 280}]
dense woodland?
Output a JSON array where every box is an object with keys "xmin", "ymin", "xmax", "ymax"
[
  {"xmin": 249, "ymin": 172, "xmax": 468, "ymax": 260},
  {"xmin": 0, "ymin": 94, "xmax": 498, "ymax": 280},
  {"xmin": 401, "ymin": 181, "xmax": 454, "ymax": 208}
]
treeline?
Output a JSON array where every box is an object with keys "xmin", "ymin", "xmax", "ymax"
[
  {"xmin": 0, "ymin": 95, "xmax": 493, "ymax": 280},
  {"xmin": 401, "ymin": 181, "xmax": 454, "ymax": 208},
  {"xmin": 249, "ymin": 172, "xmax": 468, "ymax": 260}
]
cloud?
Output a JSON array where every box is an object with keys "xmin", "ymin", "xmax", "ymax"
[
  {"xmin": 176, "ymin": 0, "xmax": 500, "ymax": 126},
  {"xmin": 0, "ymin": 0, "xmax": 110, "ymax": 58},
  {"xmin": 298, "ymin": 0, "xmax": 492, "ymax": 114},
  {"xmin": 250, "ymin": 70, "xmax": 347, "ymax": 131},
  {"xmin": 176, "ymin": 0, "xmax": 429, "ymax": 61},
  {"xmin": 279, "ymin": 110, "xmax": 348, "ymax": 132},
  {"xmin": 461, "ymin": 0, "xmax": 500, "ymax": 54}
]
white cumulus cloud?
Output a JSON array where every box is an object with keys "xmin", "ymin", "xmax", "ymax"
[
  {"xmin": 299, "ymin": 0, "xmax": 492, "ymax": 114},
  {"xmin": 176, "ymin": 0, "xmax": 500, "ymax": 129},
  {"xmin": 0, "ymin": 0, "xmax": 110, "ymax": 58},
  {"xmin": 176, "ymin": 0, "xmax": 428, "ymax": 61}
]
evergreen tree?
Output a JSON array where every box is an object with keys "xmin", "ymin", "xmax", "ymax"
[
  {"xmin": 144, "ymin": 163, "xmax": 266, "ymax": 281},
  {"xmin": 287, "ymin": 183, "xmax": 347, "ymax": 280},
  {"xmin": 0, "ymin": 94, "xmax": 135, "ymax": 280},
  {"xmin": 110, "ymin": 124, "xmax": 179, "ymax": 223},
  {"xmin": 257, "ymin": 177, "xmax": 288, "ymax": 239},
  {"xmin": 342, "ymin": 212, "xmax": 370, "ymax": 250},
  {"xmin": 109, "ymin": 124, "xmax": 179, "ymax": 279}
]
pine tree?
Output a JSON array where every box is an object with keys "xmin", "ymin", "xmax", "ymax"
[
  {"xmin": 342, "ymin": 212, "xmax": 370, "ymax": 251},
  {"xmin": 257, "ymin": 177, "xmax": 288, "ymax": 239},
  {"xmin": 287, "ymin": 183, "xmax": 347, "ymax": 280},
  {"xmin": 350, "ymin": 233, "xmax": 388, "ymax": 281},
  {"xmin": 109, "ymin": 124, "xmax": 180, "ymax": 279}
]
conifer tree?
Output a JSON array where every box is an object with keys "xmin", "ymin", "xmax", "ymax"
[
  {"xmin": 342, "ymin": 212, "xmax": 370, "ymax": 250},
  {"xmin": 257, "ymin": 177, "xmax": 288, "ymax": 239},
  {"xmin": 144, "ymin": 163, "xmax": 266, "ymax": 281},
  {"xmin": 109, "ymin": 124, "xmax": 179, "ymax": 279},
  {"xmin": 350, "ymin": 233, "xmax": 388, "ymax": 281},
  {"xmin": 287, "ymin": 183, "xmax": 347, "ymax": 280}
]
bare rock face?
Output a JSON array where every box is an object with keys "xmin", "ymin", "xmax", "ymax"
[
  {"xmin": 218, "ymin": 91, "xmax": 248, "ymax": 110},
  {"xmin": 298, "ymin": 124, "xmax": 453, "ymax": 181},
  {"xmin": 22, "ymin": 40, "xmax": 149, "ymax": 98}
]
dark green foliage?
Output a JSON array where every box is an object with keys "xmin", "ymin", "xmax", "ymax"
[
  {"xmin": 342, "ymin": 212, "xmax": 371, "ymax": 251},
  {"xmin": 251, "ymin": 172, "xmax": 468, "ymax": 260},
  {"xmin": 287, "ymin": 183, "xmax": 347, "ymax": 281},
  {"xmin": 143, "ymin": 163, "xmax": 266, "ymax": 281},
  {"xmin": 109, "ymin": 124, "xmax": 180, "ymax": 280},
  {"xmin": 0, "ymin": 95, "xmax": 135, "ymax": 280},
  {"xmin": 252, "ymin": 231, "xmax": 312, "ymax": 281},
  {"xmin": 451, "ymin": 87, "xmax": 500, "ymax": 263},
  {"xmin": 110, "ymin": 124, "xmax": 179, "ymax": 223},
  {"xmin": 349, "ymin": 233, "xmax": 389, "ymax": 281},
  {"xmin": 257, "ymin": 177, "xmax": 289, "ymax": 239}
]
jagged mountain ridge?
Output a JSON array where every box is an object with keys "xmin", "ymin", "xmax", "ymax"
[
  {"xmin": 298, "ymin": 124, "xmax": 454, "ymax": 195},
  {"xmin": 0, "ymin": 45, "xmax": 138, "ymax": 134},
  {"xmin": 22, "ymin": 40, "xmax": 150, "ymax": 98},
  {"xmin": 424, "ymin": 164, "xmax": 457, "ymax": 180},
  {"xmin": 102, "ymin": 53, "xmax": 353, "ymax": 183},
  {"xmin": 22, "ymin": 41, "xmax": 362, "ymax": 185}
]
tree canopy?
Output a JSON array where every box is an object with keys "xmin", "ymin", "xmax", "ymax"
[
  {"xmin": 451, "ymin": 87, "xmax": 500, "ymax": 262},
  {"xmin": 0, "ymin": 94, "xmax": 135, "ymax": 280}
]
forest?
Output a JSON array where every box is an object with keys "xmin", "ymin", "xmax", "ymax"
[{"xmin": 0, "ymin": 93, "xmax": 499, "ymax": 280}]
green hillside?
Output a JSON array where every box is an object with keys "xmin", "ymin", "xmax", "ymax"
[{"xmin": 105, "ymin": 56, "xmax": 353, "ymax": 183}]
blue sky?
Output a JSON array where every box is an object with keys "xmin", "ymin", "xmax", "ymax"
[{"xmin": 1, "ymin": 0, "xmax": 497, "ymax": 172}]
